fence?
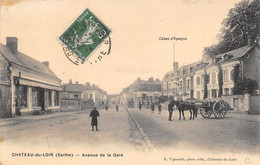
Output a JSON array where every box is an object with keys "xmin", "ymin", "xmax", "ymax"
[
  {"xmin": 60, "ymin": 98, "xmax": 95, "ymax": 112},
  {"xmin": 60, "ymin": 99, "xmax": 82, "ymax": 111}
]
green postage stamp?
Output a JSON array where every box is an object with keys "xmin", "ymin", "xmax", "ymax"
[{"xmin": 59, "ymin": 9, "xmax": 111, "ymax": 64}]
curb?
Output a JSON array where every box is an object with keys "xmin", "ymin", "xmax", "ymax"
[{"xmin": 126, "ymin": 108, "xmax": 155, "ymax": 151}]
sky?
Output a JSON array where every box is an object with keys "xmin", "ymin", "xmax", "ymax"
[{"xmin": 0, "ymin": 0, "xmax": 242, "ymax": 94}]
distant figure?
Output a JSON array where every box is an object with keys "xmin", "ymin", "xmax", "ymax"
[
  {"xmin": 90, "ymin": 107, "xmax": 100, "ymax": 131},
  {"xmin": 139, "ymin": 103, "xmax": 142, "ymax": 110},
  {"xmin": 158, "ymin": 103, "xmax": 162, "ymax": 114},
  {"xmin": 168, "ymin": 101, "xmax": 173, "ymax": 121},
  {"xmin": 116, "ymin": 104, "xmax": 119, "ymax": 112},
  {"xmin": 105, "ymin": 105, "xmax": 108, "ymax": 110},
  {"xmin": 151, "ymin": 103, "xmax": 155, "ymax": 113}
]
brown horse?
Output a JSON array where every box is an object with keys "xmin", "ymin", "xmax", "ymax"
[{"xmin": 172, "ymin": 100, "xmax": 198, "ymax": 120}]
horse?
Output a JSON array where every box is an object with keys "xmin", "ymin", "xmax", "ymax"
[{"xmin": 172, "ymin": 100, "xmax": 198, "ymax": 120}]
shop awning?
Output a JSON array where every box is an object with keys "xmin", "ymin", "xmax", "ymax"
[{"xmin": 19, "ymin": 79, "xmax": 62, "ymax": 91}]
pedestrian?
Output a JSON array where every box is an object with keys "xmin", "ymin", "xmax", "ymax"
[
  {"xmin": 168, "ymin": 101, "xmax": 173, "ymax": 121},
  {"xmin": 158, "ymin": 103, "xmax": 162, "ymax": 114},
  {"xmin": 116, "ymin": 104, "xmax": 119, "ymax": 112},
  {"xmin": 139, "ymin": 103, "xmax": 142, "ymax": 110},
  {"xmin": 90, "ymin": 107, "xmax": 100, "ymax": 131},
  {"xmin": 105, "ymin": 105, "xmax": 108, "ymax": 110},
  {"xmin": 151, "ymin": 103, "xmax": 154, "ymax": 113}
]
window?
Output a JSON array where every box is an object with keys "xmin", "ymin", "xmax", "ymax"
[
  {"xmin": 233, "ymin": 98, "xmax": 239, "ymax": 107},
  {"xmin": 180, "ymin": 81, "xmax": 183, "ymax": 89},
  {"xmin": 190, "ymin": 67, "xmax": 193, "ymax": 73},
  {"xmin": 177, "ymin": 70, "xmax": 180, "ymax": 76},
  {"xmin": 16, "ymin": 85, "xmax": 27, "ymax": 107},
  {"xmin": 207, "ymin": 74, "xmax": 210, "ymax": 84},
  {"xmin": 44, "ymin": 90, "xmax": 52, "ymax": 106},
  {"xmin": 187, "ymin": 79, "xmax": 190, "ymax": 88},
  {"xmin": 224, "ymin": 88, "xmax": 229, "ymax": 95},
  {"xmin": 197, "ymin": 91, "xmax": 200, "ymax": 99},
  {"xmin": 32, "ymin": 87, "xmax": 40, "ymax": 106},
  {"xmin": 74, "ymin": 94, "xmax": 79, "ymax": 99},
  {"xmin": 211, "ymin": 73, "xmax": 216, "ymax": 84},
  {"xmin": 211, "ymin": 89, "xmax": 217, "ymax": 98},
  {"xmin": 224, "ymin": 70, "xmax": 229, "ymax": 82},
  {"xmin": 183, "ymin": 69, "xmax": 186, "ymax": 75},
  {"xmin": 54, "ymin": 91, "xmax": 59, "ymax": 106},
  {"xmin": 197, "ymin": 77, "xmax": 200, "ymax": 85}
]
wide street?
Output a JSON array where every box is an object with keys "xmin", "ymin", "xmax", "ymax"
[{"xmin": 0, "ymin": 106, "xmax": 260, "ymax": 165}]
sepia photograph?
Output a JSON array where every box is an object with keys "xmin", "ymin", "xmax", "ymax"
[{"xmin": 0, "ymin": 0, "xmax": 259, "ymax": 164}]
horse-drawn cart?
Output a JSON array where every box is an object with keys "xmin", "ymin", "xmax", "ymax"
[
  {"xmin": 194, "ymin": 99, "xmax": 232, "ymax": 119},
  {"xmin": 172, "ymin": 98, "xmax": 232, "ymax": 120}
]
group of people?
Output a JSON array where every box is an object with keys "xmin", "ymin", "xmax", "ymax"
[
  {"xmin": 139, "ymin": 101, "xmax": 175, "ymax": 121},
  {"xmin": 90, "ymin": 101, "xmax": 176, "ymax": 132}
]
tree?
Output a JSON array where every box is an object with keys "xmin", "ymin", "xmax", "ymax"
[
  {"xmin": 204, "ymin": 0, "xmax": 260, "ymax": 57},
  {"xmin": 218, "ymin": 65, "xmax": 223, "ymax": 97},
  {"xmin": 203, "ymin": 70, "xmax": 209, "ymax": 99},
  {"xmin": 234, "ymin": 77, "xmax": 258, "ymax": 94},
  {"xmin": 233, "ymin": 64, "xmax": 242, "ymax": 95}
]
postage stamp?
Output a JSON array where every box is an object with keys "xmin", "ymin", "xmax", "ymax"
[{"xmin": 59, "ymin": 8, "xmax": 111, "ymax": 65}]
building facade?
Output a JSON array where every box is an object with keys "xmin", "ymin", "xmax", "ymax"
[
  {"xmin": 120, "ymin": 77, "xmax": 161, "ymax": 108},
  {"xmin": 162, "ymin": 39, "xmax": 260, "ymax": 101},
  {"xmin": 162, "ymin": 61, "xmax": 201, "ymax": 100},
  {"xmin": 61, "ymin": 80, "xmax": 108, "ymax": 109},
  {"xmin": 194, "ymin": 41, "xmax": 260, "ymax": 100},
  {"xmin": 0, "ymin": 37, "xmax": 62, "ymax": 118}
]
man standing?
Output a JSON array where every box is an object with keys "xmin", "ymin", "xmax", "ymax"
[
  {"xmin": 151, "ymin": 103, "xmax": 155, "ymax": 113},
  {"xmin": 116, "ymin": 104, "xmax": 119, "ymax": 112},
  {"xmin": 168, "ymin": 101, "xmax": 173, "ymax": 121},
  {"xmin": 158, "ymin": 103, "xmax": 162, "ymax": 114},
  {"xmin": 90, "ymin": 107, "xmax": 100, "ymax": 131},
  {"xmin": 139, "ymin": 102, "xmax": 142, "ymax": 110}
]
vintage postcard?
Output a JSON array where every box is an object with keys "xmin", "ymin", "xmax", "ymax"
[{"xmin": 0, "ymin": 0, "xmax": 259, "ymax": 165}]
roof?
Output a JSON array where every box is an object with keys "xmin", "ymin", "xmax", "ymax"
[
  {"xmin": 213, "ymin": 43, "xmax": 257, "ymax": 63},
  {"xmin": 63, "ymin": 84, "xmax": 85, "ymax": 92},
  {"xmin": 0, "ymin": 43, "xmax": 60, "ymax": 80},
  {"xmin": 196, "ymin": 43, "xmax": 259, "ymax": 70}
]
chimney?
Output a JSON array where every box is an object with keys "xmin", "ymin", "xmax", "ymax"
[
  {"xmin": 76, "ymin": 81, "xmax": 78, "ymax": 84},
  {"xmin": 247, "ymin": 36, "xmax": 253, "ymax": 47},
  {"xmin": 6, "ymin": 37, "xmax": 18, "ymax": 55},
  {"xmin": 42, "ymin": 61, "xmax": 49, "ymax": 67},
  {"xmin": 149, "ymin": 77, "xmax": 154, "ymax": 82},
  {"xmin": 173, "ymin": 62, "xmax": 178, "ymax": 73},
  {"xmin": 137, "ymin": 77, "xmax": 141, "ymax": 82},
  {"xmin": 69, "ymin": 79, "xmax": 72, "ymax": 84}
]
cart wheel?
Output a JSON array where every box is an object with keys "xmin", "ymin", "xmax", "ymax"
[
  {"xmin": 200, "ymin": 107, "xmax": 212, "ymax": 118},
  {"xmin": 213, "ymin": 100, "xmax": 227, "ymax": 119}
]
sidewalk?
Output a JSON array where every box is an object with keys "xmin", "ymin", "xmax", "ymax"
[{"xmin": 0, "ymin": 109, "xmax": 89, "ymax": 127}]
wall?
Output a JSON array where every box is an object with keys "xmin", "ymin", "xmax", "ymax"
[
  {"xmin": 221, "ymin": 94, "xmax": 260, "ymax": 114},
  {"xmin": 0, "ymin": 55, "xmax": 12, "ymax": 118},
  {"xmin": 0, "ymin": 85, "xmax": 12, "ymax": 118},
  {"xmin": 249, "ymin": 95, "xmax": 260, "ymax": 114},
  {"xmin": 221, "ymin": 95, "xmax": 244, "ymax": 111}
]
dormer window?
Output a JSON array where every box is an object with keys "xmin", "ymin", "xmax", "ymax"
[
  {"xmin": 190, "ymin": 67, "xmax": 193, "ymax": 73},
  {"xmin": 223, "ymin": 54, "xmax": 234, "ymax": 61},
  {"xmin": 214, "ymin": 57, "xmax": 222, "ymax": 63}
]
